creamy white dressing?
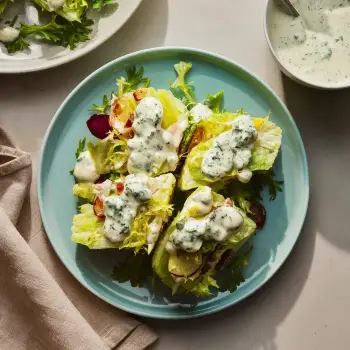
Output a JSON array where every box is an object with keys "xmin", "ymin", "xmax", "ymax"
[
  {"xmin": 201, "ymin": 115, "xmax": 257, "ymax": 180},
  {"xmin": 127, "ymin": 97, "xmax": 181, "ymax": 174},
  {"xmin": 103, "ymin": 174, "xmax": 151, "ymax": 243},
  {"xmin": 269, "ymin": 0, "xmax": 350, "ymax": 86},
  {"xmin": 166, "ymin": 187, "xmax": 243, "ymax": 253},
  {"xmin": 237, "ymin": 168, "xmax": 253, "ymax": 183},
  {"xmin": 47, "ymin": 0, "xmax": 65, "ymax": 10},
  {"xmin": 191, "ymin": 103, "xmax": 213, "ymax": 123},
  {"xmin": 0, "ymin": 27, "xmax": 20, "ymax": 43},
  {"xmin": 184, "ymin": 186, "xmax": 213, "ymax": 216},
  {"xmin": 73, "ymin": 151, "xmax": 100, "ymax": 183}
]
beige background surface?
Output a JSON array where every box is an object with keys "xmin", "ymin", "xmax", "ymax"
[{"xmin": 1, "ymin": 0, "xmax": 350, "ymax": 349}]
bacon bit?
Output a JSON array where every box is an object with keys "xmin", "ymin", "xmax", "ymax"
[
  {"xmin": 188, "ymin": 127, "xmax": 204, "ymax": 152},
  {"xmin": 133, "ymin": 88, "xmax": 147, "ymax": 102},
  {"xmin": 87, "ymin": 114, "xmax": 111, "ymax": 139},
  {"xmin": 125, "ymin": 114, "xmax": 134, "ymax": 128},
  {"xmin": 124, "ymin": 128, "xmax": 134, "ymax": 139},
  {"xmin": 116, "ymin": 182, "xmax": 124, "ymax": 194},
  {"xmin": 224, "ymin": 198, "xmax": 233, "ymax": 207},
  {"xmin": 110, "ymin": 96, "xmax": 134, "ymax": 125},
  {"xmin": 111, "ymin": 100, "xmax": 122, "ymax": 117},
  {"xmin": 93, "ymin": 196, "xmax": 105, "ymax": 219}
]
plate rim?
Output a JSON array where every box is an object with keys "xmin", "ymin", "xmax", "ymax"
[
  {"xmin": 38, "ymin": 46, "xmax": 310, "ymax": 319},
  {"xmin": 0, "ymin": 0, "xmax": 143, "ymax": 74}
]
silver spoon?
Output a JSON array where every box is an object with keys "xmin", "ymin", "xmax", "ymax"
[{"xmin": 280, "ymin": 0, "xmax": 300, "ymax": 17}]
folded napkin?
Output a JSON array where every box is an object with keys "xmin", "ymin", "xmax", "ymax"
[{"xmin": 0, "ymin": 128, "xmax": 157, "ymax": 350}]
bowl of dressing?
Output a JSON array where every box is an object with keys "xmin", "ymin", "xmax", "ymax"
[{"xmin": 264, "ymin": 0, "xmax": 350, "ymax": 89}]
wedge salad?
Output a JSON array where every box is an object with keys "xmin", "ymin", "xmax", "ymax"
[{"xmin": 70, "ymin": 62, "xmax": 283, "ymax": 296}]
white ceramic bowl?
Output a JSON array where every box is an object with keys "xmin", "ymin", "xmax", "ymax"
[
  {"xmin": 0, "ymin": 0, "xmax": 142, "ymax": 74},
  {"xmin": 264, "ymin": 0, "xmax": 350, "ymax": 90}
]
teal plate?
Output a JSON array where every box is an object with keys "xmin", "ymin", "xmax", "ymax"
[{"xmin": 38, "ymin": 47, "xmax": 309, "ymax": 319}]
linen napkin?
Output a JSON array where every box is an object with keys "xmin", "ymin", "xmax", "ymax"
[{"xmin": 0, "ymin": 127, "xmax": 158, "ymax": 350}]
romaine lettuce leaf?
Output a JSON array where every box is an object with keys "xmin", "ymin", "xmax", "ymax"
[
  {"xmin": 87, "ymin": 140, "xmax": 112, "ymax": 174},
  {"xmin": 203, "ymin": 90, "xmax": 224, "ymax": 113},
  {"xmin": 152, "ymin": 187, "xmax": 256, "ymax": 296},
  {"xmin": 178, "ymin": 114, "xmax": 282, "ymax": 191},
  {"xmin": 71, "ymin": 204, "xmax": 118, "ymax": 249},
  {"xmin": 71, "ymin": 173, "xmax": 176, "ymax": 252},
  {"xmin": 72, "ymin": 183, "xmax": 97, "ymax": 202},
  {"xmin": 147, "ymin": 88, "xmax": 187, "ymax": 129},
  {"xmin": 32, "ymin": 0, "xmax": 87, "ymax": 22}
]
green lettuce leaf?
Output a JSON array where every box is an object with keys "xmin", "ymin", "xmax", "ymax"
[
  {"xmin": 31, "ymin": 0, "xmax": 87, "ymax": 22},
  {"xmin": 178, "ymin": 114, "xmax": 282, "ymax": 191},
  {"xmin": 87, "ymin": 140, "xmax": 112, "ymax": 174},
  {"xmin": 227, "ymin": 209, "xmax": 256, "ymax": 250},
  {"xmin": 147, "ymin": 88, "xmax": 187, "ymax": 130},
  {"xmin": 87, "ymin": 137, "xmax": 128, "ymax": 175},
  {"xmin": 0, "ymin": 0, "xmax": 12, "ymax": 14},
  {"xmin": 71, "ymin": 204, "xmax": 118, "ymax": 249},
  {"xmin": 121, "ymin": 173, "xmax": 176, "ymax": 253},
  {"xmin": 72, "ymin": 183, "xmax": 97, "ymax": 202},
  {"xmin": 171, "ymin": 61, "xmax": 196, "ymax": 108},
  {"xmin": 117, "ymin": 66, "xmax": 151, "ymax": 94},
  {"xmin": 7, "ymin": 15, "xmax": 93, "ymax": 53},
  {"xmin": 203, "ymin": 90, "xmax": 224, "ymax": 113},
  {"xmin": 93, "ymin": 0, "xmax": 115, "ymax": 9},
  {"xmin": 71, "ymin": 173, "xmax": 176, "ymax": 252},
  {"xmin": 221, "ymin": 170, "xmax": 284, "ymax": 214},
  {"xmin": 152, "ymin": 187, "xmax": 256, "ymax": 296}
]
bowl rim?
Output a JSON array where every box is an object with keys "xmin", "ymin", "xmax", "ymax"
[
  {"xmin": 37, "ymin": 46, "xmax": 310, "ymax": 319},
  {"xmin": 264, "ymin": 0, "xmax": 350, "ymax": 90}
]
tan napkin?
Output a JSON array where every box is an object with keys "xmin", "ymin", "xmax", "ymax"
[{"xmin": 0, "ymin": 128, "xmax": 157, "ymax": 350}]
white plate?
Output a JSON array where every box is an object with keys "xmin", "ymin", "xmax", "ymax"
[{"xmin": 0, "ymin": 0, "xmax": 142, "ymax": 73}]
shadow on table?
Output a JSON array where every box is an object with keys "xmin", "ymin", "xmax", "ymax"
[{"xmin": 281, "ymin": 74, "xmax": 350, "ymax": 253}]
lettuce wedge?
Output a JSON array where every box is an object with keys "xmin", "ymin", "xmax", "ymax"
[
  {"xmin": 152, "ymin": 187, "xmax": 256, "ymax": 296},
  {"xmin": 178, "ymin": 112, "xmax": 282, "ymax": 191},
  {"xmin": 71, "ymin": 173, "xmax": 176, "ymax": 253}
]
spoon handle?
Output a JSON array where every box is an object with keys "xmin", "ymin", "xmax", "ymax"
[{"xmin": 280, "ymin": 0, "xmax": 300, "ymax": 17}]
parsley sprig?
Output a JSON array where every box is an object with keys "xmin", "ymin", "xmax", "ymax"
[
  {"xmin": 6, "ymin": 14, "xmax": 94, "ymax": 54},
  {"xmin": 111, "ymin": 252, "xmax": 153, "ymax": 287},
  {"xmin": 221, "ymin": 170, "xmax": 283, "ymax": 213},
  {"xmin": 218, "ymin": 247, "xmax": 253, "ymax": 293},
  {"xmin": 90, "ymin": 93, "xmax": 114, "ymax": 114},
  {"xmin": 122, "ymin": 66, "xmax": 151, "ymax": 93}
]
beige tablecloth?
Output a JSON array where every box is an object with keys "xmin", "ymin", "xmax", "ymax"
[{"xmin": 0, "ymin": 128, "xmax": 158, "ymax": 350}]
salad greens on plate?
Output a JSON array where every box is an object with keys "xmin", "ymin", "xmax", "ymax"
[
  {"xmin": 0, "ymin": 0, "xmax": 115, "ymax": 53},
  {"xmin": 70, "ymin": 61, "xmax": 283, "ymax": 296}
]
